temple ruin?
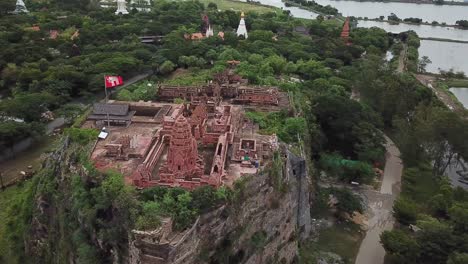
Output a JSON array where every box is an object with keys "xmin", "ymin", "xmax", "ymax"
[{"xmin": 85, "ymin": 69, "xmax": 286, "ymax": 190}]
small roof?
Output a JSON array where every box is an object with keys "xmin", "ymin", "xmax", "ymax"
[
  {"xmin": 191, "ymin": 33, "xmax": 204, "ymax": 40},
  {"xmin": 49, "ymin": 30, "xmax": 59, "ymax": 39},
  {"xmin": 217, "ymin": 31, "xmax": 225, "ymax": 40},
  {"xmin": 93, "ymin": 103, "xmax": 129, "ymax": 116},
  {"xmin": 98, "ymin": 131, "xmax": 109, "ymax": 139}
]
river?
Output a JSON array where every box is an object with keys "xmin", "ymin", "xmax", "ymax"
[
  {"xmin": 358, "ymin": 20, "xmax": 468, "ymax": 42},
  {"xmin": 312, "ymin": 0, "xmax": 468, "ymax": 24},
  {"xmin": 241, "ymin": 0, "xmax": 318, "ymax": 18},
  {"xmin": 419, "ymin": 40, "xmax": 468, "ymax": 74},
  {"xmin": 253, "ymin": 0, "xmax": 468, "ymax": 75},
  {"xmin": 449, "ymin": 87, "xmax": 468, "ymax": 108}
]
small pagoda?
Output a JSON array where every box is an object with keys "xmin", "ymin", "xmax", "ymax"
[
  {"xmin": 236, "ymin": 12, "xmax": 248, "ymax": 39},
  {"xmin": 13, "ymin": 0, "xmax": 28, "ymax": 14}
]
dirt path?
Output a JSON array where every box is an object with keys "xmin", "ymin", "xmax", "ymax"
[
  {"xmin": 415, "ymin": 74, "xmax": 465, "ymax": 114},
  {"xmin": 397, "ymin": 44, "xmax": 407, "ymax": 73},
  {"xmin": 355, "ymin": 136, "xmax": 403, "ymax": 264}
]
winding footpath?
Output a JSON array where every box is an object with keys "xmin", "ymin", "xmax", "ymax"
[
  {"xmin": 355, "ymin": 137, "xmax": 403, "ymax": 264},
  {"xmin": 397, "ymin": 44, "xmax": 408, "ymax": 73}
]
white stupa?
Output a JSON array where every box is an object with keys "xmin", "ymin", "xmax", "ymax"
[
  {"xmin": 13, "ymin": 0, "xmax": 29, "ymax": 14},
  {"xmin": 115, "ymin": 0, "xmax": 129, "ymax": 15},
  {"xmin": 206, "ymin": 25, "xmax": 214, "ymax": 38},
  {"xmin": 236, "ymin": 12, "xmax": 248, "ymax": 39}
]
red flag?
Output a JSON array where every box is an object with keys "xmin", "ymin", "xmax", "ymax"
[{"xmin": 104, "ymin": 76, "xmax": 124, "ymax": 88}]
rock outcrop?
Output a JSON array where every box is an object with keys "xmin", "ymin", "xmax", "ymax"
[{"xmin": 129, "ymin": 150, "xmax": 312, "ymax": 264}]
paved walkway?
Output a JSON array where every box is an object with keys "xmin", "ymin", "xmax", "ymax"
[{"xmin": 355, "ymin": 136, "xmax": 403, "ymax": 264}]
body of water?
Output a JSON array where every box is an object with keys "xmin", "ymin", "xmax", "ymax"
[
  {"xmin": 419, "ymin": 40, "xmax": 468, "ymax": 74},
  {"xmin": 241, "ymin": 0, "xmax": 319, "ymax": 19},
  {"xmin": 445, "ymin": 157, "xmax": 468, "ymax": 190},
  {"xmin": 449, "ymin": 87, "xmax": 468, "ymax": 108},
  {"xmin": 253, "ymin": 0, "xmax": 468, "ymax": 76},
  {"xmin": 312, "ymin": 0, "xmax": 468, "ymax": 25},
  {"xmin": 358, "ymin": 20, "xmax": 468, "ymax": 42}
]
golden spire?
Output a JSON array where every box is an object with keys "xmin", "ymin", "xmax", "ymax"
[{"xmin": 241, "ymin": 11, "xmax": 245, "ymax": 18}]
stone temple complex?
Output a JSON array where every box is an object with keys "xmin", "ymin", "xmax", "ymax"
[{"xmin": 84, "ymin": 66, "xmax": 287, "ymax": 190}]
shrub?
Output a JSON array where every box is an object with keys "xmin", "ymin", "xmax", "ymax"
[
  {"xmin": 393, "ymin": 197, "xmax": 418, "ymax": 225},
  {"xmin": 65, "ymin": 128, "xmax": 99, "ymax": 145}
]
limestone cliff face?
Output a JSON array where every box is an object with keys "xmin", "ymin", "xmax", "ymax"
[{"xmin": 129, "ymin": 151, "xmax": 312, "ymax": 264}]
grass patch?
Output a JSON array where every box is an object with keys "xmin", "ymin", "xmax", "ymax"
[
  {"xmin": 444, "ymin": 78, "xmax": 468, "ymax": 88},
  {"xmin": 300, "ymin": 220, "xmax": 364, "ymax": 264},
  {"xmin": 162, "ymin": 68, "xmax": 213, "ymax": 86},
  {"xmin": 197, "ymin": 0, "xmax": 278, "ymax": 13}
]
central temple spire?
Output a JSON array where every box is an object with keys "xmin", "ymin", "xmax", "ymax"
[{"xmin": 236, "ymin": 12, "xmax": 248, "ymax": 39}]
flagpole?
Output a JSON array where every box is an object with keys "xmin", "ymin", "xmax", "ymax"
[{"xmin": 104, "ymin": 75, "xmax": 108, "ymax": 103}]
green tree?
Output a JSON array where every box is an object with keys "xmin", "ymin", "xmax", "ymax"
[
  {"xmin": 0, "ymin": 92, "xmax": 58, "ymax": 122},
  {"xmin": 380, "ymin": 230, "xmax": 419, "ymax": 263},
  {"xmin": 159, "ymin": 60, "xmax": 176, "ymax": 75},
  {"xmin": 333, "ymin": 188, "xmax": 363, "ymax": 214},
  {"xmin": 416, "ymin": 217, "xmax": 456, "ymax": 264},
  {"xmin": 393, "ymin": 197, "xmax": 418, "ymax": 225},
  {"xmin": 447, "ymin": 253, "xmax": 468, "ymax": 264}
]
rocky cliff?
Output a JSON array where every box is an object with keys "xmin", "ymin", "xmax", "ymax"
[
  {"xmin": 23, "ymin": 137, "xmax": 312, "ymax": 264},
  {"xmin": 129, "ymin": 150, "xmax": 312, "ymax": 264}
]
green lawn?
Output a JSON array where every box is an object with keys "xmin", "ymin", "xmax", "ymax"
[
  {"xmin": 445, "ymin": 78, "xmax": 468, "ymax": 88},
  {"xmin": 196, "ymin": 0, "xmax": 278, "ymax": 14},
  {"xmin": 300, "ymin": 220, "xmax": 364, "ymax": 263}
]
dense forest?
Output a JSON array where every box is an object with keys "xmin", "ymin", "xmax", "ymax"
[{"xmin": 0, "ymin": 0, "xmax": 467, "ymax": 263}]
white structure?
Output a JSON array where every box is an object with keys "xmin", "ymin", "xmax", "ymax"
[
  {"xmin": 206, "ymin": 25, "xmax": 214, "ymax": 38},
  {"xmin": 115, "ymin": 0, "xmax": 129, "ymax": 15},
  {"xmin": 13, "ymin": 0, "xmax": 29, "ymax": 14},
  {"xmin": 131, "ymin": 0, "xmax": 151, "ymax": 12},
  {"xmin": 236, "ymin": 12, "xmax": 248, "ymax": 39}
]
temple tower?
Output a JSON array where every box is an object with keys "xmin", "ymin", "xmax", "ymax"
[
  {"xmin": 115, "ymin": 0, "xmax": 129, "ymax": 15},
  {"xmin": 236, "ymin": 12, "xmax": 248, "ymax": 39},
  {"xmin": 163, "ymin": 116, "xmax": 202, "ymax": 178},
  {"xmin": 341, "ymin": 17, "xmax": 351, "ymax": 45},
  {"xmin": 13, "ymin": 0, "xmax": 28, "ymax": 14}
]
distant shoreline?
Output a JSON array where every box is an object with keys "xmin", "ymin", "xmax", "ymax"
[
  {"xmin": 327, "ymin": 0, "xmax": 468, "ymax": 6},
  {"xmin": 359, "ymin": 18, "xmax": 465, "ymax": 29},
  {"xmin": 419, "ymin": 37, "xmax": 468, "ymax": 44}
]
